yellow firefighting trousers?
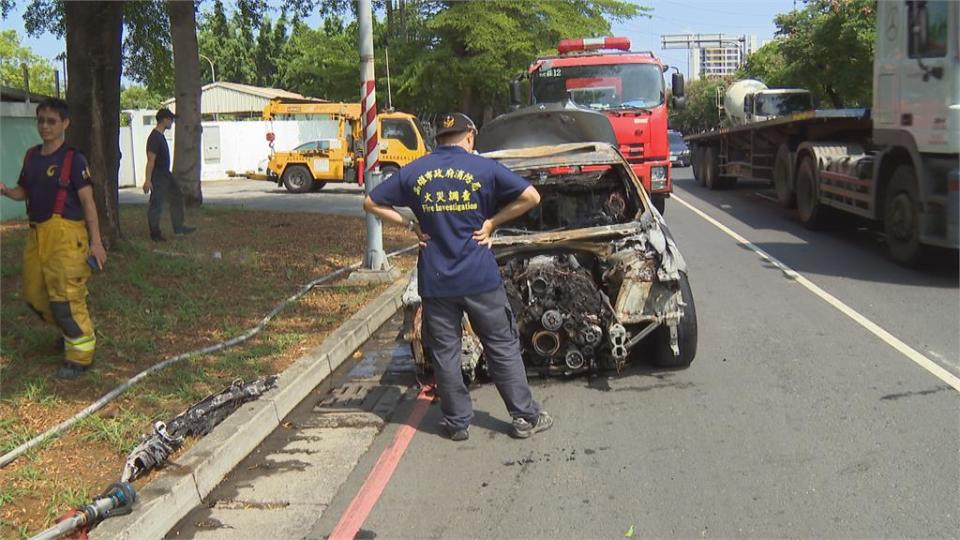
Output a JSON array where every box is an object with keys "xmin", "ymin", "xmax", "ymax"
[{"xmin": 22, "ymin": 215, "xmax": 96, "ymax": 366}]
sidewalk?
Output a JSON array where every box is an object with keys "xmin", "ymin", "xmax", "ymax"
[{"xmin": 166, "ymin": 313, "xmax": 416, "ymax": 539}]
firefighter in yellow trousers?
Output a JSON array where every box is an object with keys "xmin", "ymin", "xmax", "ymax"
[{"xmin": 0, "ymin": 98, "xmax": 107, "ymax": 379}]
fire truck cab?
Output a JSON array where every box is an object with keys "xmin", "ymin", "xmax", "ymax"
[{"xmin": 514, "ymin": 37, "xmax": 684, "ymax": 214}]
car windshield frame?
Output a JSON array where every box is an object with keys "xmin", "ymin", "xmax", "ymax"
[{"xmin": 531, "ymin": 63, "xmax": 665, "ymax": 111}]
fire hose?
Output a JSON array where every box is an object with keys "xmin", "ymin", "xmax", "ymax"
[
  {"xmin": 29, "ymin": 483, "xmax": 136, "ymax": 540},
  {"xmin": 1, "ymin": 245, "xmax": 417, "ymax": 470},
  {"xmin": 9, "ymin": 246, "xmax": 417, "ymax": 538},
  {"xmin": 28, "ymin": 376, "xmax": 278, "ymax": 540}
]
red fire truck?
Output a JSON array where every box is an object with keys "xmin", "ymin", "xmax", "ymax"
[{"xmin": 512, "ymin": 37, "xmax": 685, "ymax": 214}]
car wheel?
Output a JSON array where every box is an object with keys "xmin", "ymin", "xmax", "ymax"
[
  {"xmin": 773, "ymin": 144, "xmax": 796, "ymax": 208},
  {"xmin": 884, "ymin": 165, "xmax": 926, "ymax": 266},
  {"xmin": 282, "ymin": 165, "xmax": 313, "ymax": 193},
  {"xmin": 795, "ymin": 155, "xmax": 830, "ymax": 229},
  {"xmin": 653, "ymin": 272, "xmax": 697, "ymax": 368}
]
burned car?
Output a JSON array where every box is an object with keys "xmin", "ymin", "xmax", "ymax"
[{"xmin": 402, "ymin": 106, "xmax": 697, "ymax": 380}]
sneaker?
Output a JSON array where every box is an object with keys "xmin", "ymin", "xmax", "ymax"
[
  {"xmin": 174, "ymin": 226, "xmax": 196, "ymax": 236},
  {"xmin": 510, "ymin": 410, "xmax": 553, "ymax": 439},
  {"xmin": 440, "ymin": 423, "xmax": 469, "ymax": 442},
  {"xmin": 150, "ymin": 233, "xmax": 166, "ymax": 242},
  {"xmin": 55, "ymin": 362, "xmax": 89, "ymax": 380}
]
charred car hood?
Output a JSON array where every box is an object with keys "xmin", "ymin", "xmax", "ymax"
[{"xmin": 476, "ymin": 104, "xmax": 618, "ymax": 153}]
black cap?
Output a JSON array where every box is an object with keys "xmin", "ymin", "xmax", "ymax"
[
  {"xmin": 156, "ymin": 108, "xmax": 177, "ymax": 121},
  {"xmin": 434, "ymin": 112, "xmax": 476, "ymax": 138}
]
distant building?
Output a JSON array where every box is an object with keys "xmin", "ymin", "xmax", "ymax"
[
  {"xmin": 689, "ymin": 35, "xmax": 759, "ymax": 80},
  {"xmin": 161, "ymin": 81, "xmax": 325, "ymax": 121}
]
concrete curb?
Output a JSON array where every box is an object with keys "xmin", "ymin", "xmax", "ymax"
[{"xmin": 91, "ymin": 275, "xmax": 409, "ymax": 540}]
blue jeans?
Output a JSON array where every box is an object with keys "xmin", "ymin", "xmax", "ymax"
[{"xmin": 422, "ymin": 285, "xmax": 540, "ymax": 430}]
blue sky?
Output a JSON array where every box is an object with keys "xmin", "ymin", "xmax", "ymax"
[{"xmin": 2, "ymin": 0, "xmax": 795, "ymax": 85}]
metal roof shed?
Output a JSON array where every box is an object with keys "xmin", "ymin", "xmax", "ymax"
[{"xmin": 161, "ymin": 81, "xmax": 325, "ymax": 119}]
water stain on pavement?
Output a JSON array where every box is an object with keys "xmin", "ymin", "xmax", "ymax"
[{"xmin": 880, "ymin": 385, "xmax": 951, "ymax": 401}]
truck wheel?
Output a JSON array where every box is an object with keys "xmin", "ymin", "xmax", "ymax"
[
  {"xmin": 884, "ymin": 165, "xmax": 926, "ymax": 266},
  {"xmin": 773, "ymin": 145, "xmax": 796, "ymax": 208},
  {"xmin": 282, "ymin": 165, "xmax": 313, "ymax": 193},
  {"xmin": 692, "ymin": 147, "xmax": 704, "ymax": 185},
  {"xmin": 795, "ymin": 155, "xmax": 828, "ymax": 229},
  {"xmin": 703, "ymin": 146, "xmax": 721, "ymax": 190},
  {"xmin": 653, "ymin": 272, "xmax": 697, "ymax": 368}
]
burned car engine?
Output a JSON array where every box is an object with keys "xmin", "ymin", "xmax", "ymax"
[
  {"xmin": 403, "ymin": 124, "xmax": 698, "ymax": 380},
  {"xmin": 502, "ymin": 253, "xmax": 615, "ymax": 374}
]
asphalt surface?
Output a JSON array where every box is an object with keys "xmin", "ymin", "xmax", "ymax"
[
  {"xmin": 120, "ymin": 179, "xmax": 370, "ymax": 217},
  {"xmin": 166, "ymin": 168, "xmax": 958, "ymax": 538}
]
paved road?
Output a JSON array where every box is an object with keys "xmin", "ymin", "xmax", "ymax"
[
  {"xmin": 120, "ymin": 179, "xmax": 370, "ymax": 217},
  {"xmin": 171, "ymin": 168, "xmax": 959, "ymax": 538}
]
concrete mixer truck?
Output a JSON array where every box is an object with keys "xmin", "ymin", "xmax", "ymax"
[
  {"xmin": 721, "ymin": 80, "xmax": 812, "ymax": 126},
  {"xmin": 686, "ymin": 0, "xmax": 958, "ymax": 266}
]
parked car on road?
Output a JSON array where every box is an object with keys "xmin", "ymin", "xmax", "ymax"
[
  {"xmin": 669, "ymin": 130, "xmax": 690, "ymax": 167},
  {"xmin": 401, "ymin": 106, "xmax": 698, "ymax": 381}
]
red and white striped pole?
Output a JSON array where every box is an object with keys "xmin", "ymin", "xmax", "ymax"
[
  {"xmin": 361, "ymin": 78, "xmax": 379, "ymax": 173},
  {"xmin": 359, "ymin": 0, "xmax": 387, "ymax": 271}
]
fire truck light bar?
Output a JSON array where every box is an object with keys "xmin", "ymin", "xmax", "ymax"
[{"xmin": 558, "ymin": 37, "xmax": 631, "ymax": 54}]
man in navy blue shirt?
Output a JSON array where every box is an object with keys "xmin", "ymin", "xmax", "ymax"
[
  {"xmin": 1, "ymin": 98, "xmax": 106, "ymax": 379},
  {"xmin": 143, "ymin": 108, "xmax": 195, "ymax": 241},
  {"xmin": 363, "ymin": 112, "xmax": 553, "ymax": 441}
]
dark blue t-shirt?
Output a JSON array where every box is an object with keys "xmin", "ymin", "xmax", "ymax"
[
  {"xmin": 147, "ymin": 129, "xmax": 171, "ymax": 173},
  {"xmin": 370, "ymin": 145, "xmax": 530, "ymax": 298},
  {"xmin": 17, "ymin": 144, "xmax": 91, "ymax": 223}
]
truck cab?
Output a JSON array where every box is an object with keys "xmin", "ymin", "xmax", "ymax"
[
  {"xmin": 262, "ymin": 101, "xmax": 428, "ymax": 193},
  {"xmin": 518, "ymin": 37, "xmax": 682, "ymax": 214},
  {"xmin": 745, "ymin": 89, "xmax": 812, "ymax": 123}
]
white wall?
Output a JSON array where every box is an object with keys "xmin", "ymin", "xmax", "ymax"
[{"xmin": 118, "ymin": 116, "xmax": 329, "ymax": 186}]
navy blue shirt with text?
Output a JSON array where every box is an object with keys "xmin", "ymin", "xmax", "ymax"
[
  {"xmin": 370, "ymin": 145, "xmax": 530, "ymax": 298},
  {"xmin": 17, "ymin": 144, "xmax": 91, "ymax": 223}
]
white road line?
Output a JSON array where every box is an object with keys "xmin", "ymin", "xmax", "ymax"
[
  {"xmin": 672, "ymin": 193, "xmax": 960, "ymax": 393},
  {"xmin": 753, "ymin": 192, "xmax": 779, "ymax": 203}
]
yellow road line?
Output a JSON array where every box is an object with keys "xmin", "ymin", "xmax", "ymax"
[{"xmin": 672, "ymin": 193, "xmax": 960, "ymax": 393}]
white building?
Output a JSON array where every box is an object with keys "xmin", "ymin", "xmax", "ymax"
[
  {"xmin": 119, "ymin": 83, "xmax": 328, "ymax": 185},
  {"xmin": 689, "ymin": 35, "xmax": 759, "ymax": 80}
]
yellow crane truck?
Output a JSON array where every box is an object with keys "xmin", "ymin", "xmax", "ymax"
[{"xmin": 262, "ymin": 99, "xmax": 429, "ymax": 193}]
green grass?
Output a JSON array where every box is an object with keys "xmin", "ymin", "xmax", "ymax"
[
  {"xmin": 0, "ymin": 418, "xmax": 37, "ymax": 455},
  {"xmin": 45, "ymin": 483, "xmax": 92, "ymax": 522},
  {"xmin": 15, "ymin": 466, "xmax": 42, "ymax": 486},
  {"xmin": 77, "ymin": 409, "xmax": 151, "ymax": 455},
  {"xmin": 0, "ymin": 485, "xmax": 28, "ymax": 508}
]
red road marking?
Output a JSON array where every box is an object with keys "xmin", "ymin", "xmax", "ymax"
[{"xmin": 328, "ymin": 386, "xmax": 433, "ymax": 540}]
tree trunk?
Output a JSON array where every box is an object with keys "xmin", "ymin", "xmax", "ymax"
[
  {"xmin": 167, "ymin": 0, "xmax": 203, "ymax": 206},
  {"xmin": 64, "ymin": 1, "xmax": 124, "ymax": 248}
]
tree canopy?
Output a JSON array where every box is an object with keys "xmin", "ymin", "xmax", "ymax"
[
  {"xmin": 668, "ymin": 76, "xmax": 730, "ymax": 135},
  {"xmin": 737, "ymin": 0, "xmax": 875, "ymax": 108},
  {"xmin": 0, "ymin": 29, "xmax": 57, "ymax": 96}
]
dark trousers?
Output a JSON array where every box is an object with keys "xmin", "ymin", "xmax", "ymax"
[
  {"xmin": 147, "ymin": 170, "xmax": 185, "ymax": 235},
  {"xmin": 422, "ymin": 285, "xmax": 540, "ymax": 430}
]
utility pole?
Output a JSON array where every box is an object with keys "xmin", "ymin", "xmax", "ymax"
[{"xmin": 349, "ymin": 0, "xmax": 400, "ymax": 284}]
